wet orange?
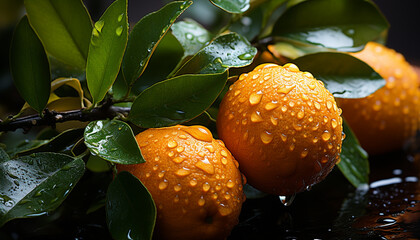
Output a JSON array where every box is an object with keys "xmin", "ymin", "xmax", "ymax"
[
  {"xmin": 338, "ymin": 42, "xmax": 420, "ymax": 155},
  {"xmin": 116, "ymin": 125, "xmax": 245, "ymax": 240},
  {"xmin": 217, "ymin": 63, "xmax": 343, "ymax": 196}
]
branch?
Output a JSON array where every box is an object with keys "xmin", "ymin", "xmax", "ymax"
[{"xmin": 0, "ymin": 105, "xmax": 131, "ymax": 133}]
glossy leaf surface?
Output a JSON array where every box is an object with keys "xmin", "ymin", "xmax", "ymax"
[
  {"xmin": 272, "ymin": 0, "xmax": 389, "ymax": 51},
  {"xmin": 210, "ymin": 0, "xmax": 250, "ymax": 13},
  {"xmin": 176, "ymin": 32, "xmax": 257, "ymax": 75},
  {"xmin": 10, "ymin": 16, "xmax": 50, "ymax": 114},
  {"xmin": 129, "ymin": 72, "xmax": 228, "ymax": 128},
  {"xmin": 86, "ymin": 0, "xmax": 128, "ymax": 104},
  {"xmin": 171, "ymin": 19, "xmax": 211, "ymax": 57},
  {"xmin": 122, "ymin": 1, "xmax": 192, "ymax": 85},
  {"xmin": 338, "ymin": 121, "xmax": 369, "ymax": 188},
  {"xmin": 24, "ymin": 0, "xmax": 92, "ymax": 69},
  {"xmin": 0, "ymin": 151, "xmax": 85, "ymax": 226},
  {"xmin": 84, "ymin": 120, "xmax": 144, "ymax": 164},
  {"xmin": 107, "ymin": 171, "xmax": 156, "ymax": 240},
  {"xmin": 293, "ymin": 52, "xmax": 385, "ymax": 99}
]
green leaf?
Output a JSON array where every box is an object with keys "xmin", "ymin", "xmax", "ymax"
[
  {"xmin": 210, "ymin": 0, "xmax": 250, "ymax": 13},
  {"xmin": 122, "ymin": 1, "xmax": 192, "ymax": 86},
  {"xmin": 107, "ymin": 171, "xmax": 156, "ymax": 240},
  {"xmin": 86, "ymin": 155, "xmax": 111, "ymax": 173},
  {"xmin": 0, "ymin": 151, "xmax": 85, "ymax": 227},
  {"xmin": 230, "ymin": 6, "xmax": 264, "ymax": 41},
  {"xmin": 10, "ymin": 15, "xmax": 50, "ymax": 114},
  {"xmin": 129, "ymin": 72, "xmax": 228, "ymax": 128},
  {"xmin": 84, "ymin": 120, "xmax": 144, "ymax": 164},
  {"xmin": 171, "ymin": 19, "xmax": 212, "ymax": 58},
  {"xmin": 272, "ymin": 0, "xmax": 389, "ymax": 51},
  {"xmin": 86, "ymin": 0, "xmax": 128, "ymax": 104},
  {"xmin": 15, "ymin": 128, "xmax": 84, "ymax": 157},
  {"xmin": 176, "ymin": 32, "xmax": 257, "ymax": 75},
  {"xmin": 132, "ymin": 32, "xmax": 184, "ymax": 95},
  {"xmin": 337, "ymin": 120, "xmax": 369, "ymax": 188},
  {"xmin": 24, "ymin": 0, "xmax": 92, "ymax": 69},
  {"xmin": 292, "ymin": 52, "xmax": 385, "ymax": 99}
]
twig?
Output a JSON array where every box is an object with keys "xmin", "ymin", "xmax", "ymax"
[{"xmin": 0, "ymin": 104, "xmax": 131, "ymax": 133}]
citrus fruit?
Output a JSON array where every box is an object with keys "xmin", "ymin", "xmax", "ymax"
[
  {"xmin": 338, "ymin": 42, "xmax": 420, "ymax": 155},
  {"xmin": 116, "ymin": 125, "xmax": 245, "ymax": 240},
  {"xmin": 217, "ymin": 63, "xmax": 343, "ymax": 196}
]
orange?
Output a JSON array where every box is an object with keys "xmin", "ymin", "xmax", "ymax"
[
  {"xmin": 116, "ymin": 125, "xmax": 245, "ymax": 240},
  {"xmin": 217, "ymin": 63, "xmax": 343, "ymax": 196},
  {"xmin": 338, "ymin": 42, "xmax": 420, "ymax": 155}
]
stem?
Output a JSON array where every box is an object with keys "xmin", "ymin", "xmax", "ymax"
[{"xmin": 0, "ymin": 105, "xmax": 131, "ymax": 133}]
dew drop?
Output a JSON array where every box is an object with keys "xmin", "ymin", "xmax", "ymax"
[
  {"xmin": 203, "ymin": 182, "xmax": 211, "ymax": 192},
  {"xmin": 277, "ymin": 85, "xmax": 295, "ymax": 94},
  {"xmin": 270, "ymin": 116, "xmax": 278, "ymax": 126},
  {"xmin": 297, "ymin": 111, "xmax": 305, "ymax": 119},
  {"xmin": 289, "ymin": 143, "xmax": 295, "ymax": 151},
  {"xmin": 322, "ymin": 131, "xmax": 331, "ymax": 141},
  {"xmin": 172, "ymin": 157, "xmax": 185, "ymax": 163},
  {"xmin": 331, "ymin": 119, "xmax": 338, "ymax": 129},
  {"xmin": 195, "ymin": 161, "xmax": 215, "ymax": 174},
  {"xmin": 167, "ymin": 140, "xmax": 178, "ymax": 148},
  {"xmin": 249, "ymin": 92, "xmax": 262, "ymax": 105},
  {"xmin": 94, "ymin": 20, "xmax": 104, "ymax": 32},
  {"xmin": 251, "ymin": 111, "xmax": 263, "ymax": 123},
  {"xmin": 185, "ymin": 33, "xmax": 193, "ymax": 40},
  {"xmin": 238, "ymin": 53, "xmax": 253, "ymax": 60},
  {"xmin": 190, "ymin": 179, "xmax": 197, "ymax": 187},
  {"xmin": 175, "ymin": 168, "xmax": 191, "ymax": 177},
  {"xmin": 227, "ymin": 180, "xmax": 235, "ymax": 188},
  {"xmin": 159, "ymin": 181, "xmax": 168, "ymax": 190},
  {"xmin": 265, "ymin": 102, "xmax": 278, "ymax": 111},
  {"xmin": 116, "ymin": 26, "xmax": 124, "ymax": 36},
  {"xmin": 279, "ymin": 194, "xmax": 295, "ymax": 206},
  {"xmin": 218, "ymin": 205, "xmax": 233, "ymax": 216},
  {"xmin": 221, "ymin": 158, "xmax": 228, "ymax": 165},
  {"xmin": 301, "ymin": 149, "xmax": 309, "ymax": 158},
  {"xmin": 260, "ymin": 131, "xmax": 273, "ymax": 144},
  {"xmin": 198, "ymin": 197, "xmax": 206, "ymax": 206},
  {"xmin": 184, "ymin": 126, "xmax": 213, "ymax": 142},
  {"xmin": 281, "ymin": 134, "xmax": 287, "ymax": 142},
  {"xmin": 314, "ymin": 102, "xmax": 321, "ymax": 110},
  {"xmin": 174, "ymin": 184, "xmax": 182, "ymax": 192}
]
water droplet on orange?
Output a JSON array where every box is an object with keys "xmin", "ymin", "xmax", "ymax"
[
  {"xmin": 234, "ymin": 90, "xmax": 241, "ymax": 96},
  {"xmin": 322, "ymin": 131, "xmax": 331, "ymax": 141},
  {"xmin": 220, "ymin": 150, "xmax": 228, "ymax": 157},
  {"xmin": 249, "ymin": 92, "xmax": 263, "ymax": 105},
  {"xmin": 331, "ymin": 119, "xmax": 338, "ymax": 129},
  {"xmin": 218, "ymin": 205, "xmax": 233, "ymax": 216},
  {"xmin": 203, "ymin": 182, "xmax": 211, "ymax": 192},
  {"xmin": 159, "ymin": 181, "xmax": 168, "ymax": 190},
  {"xmin": 175, "ymin": 168, "xmax": 191, "ymax": 177},
  {"xmin": 176, "ymin": 146, "xmax": 185, "ymax": 153},
  {"xmin": 198, "ymin": 197, "xmax": 206, "ymax": 206},
  {"xmin": 301, "ymin": 149, "xmax": 308, "ymax": 158},
  {"xmin": 221, "ymin": 158, "xmax": 228, "ymax": 165},
  {"xmin": 297, "ymin": 111, "xmax": 305, "ymax": 119},
  {"xmin": 281, "ymin": 134, "xmax": 287, "ymax": 142},
  {"xmin": 251, "ymin": 111, "xmax": 263, "ymax": 122},
  {"xmin": 289, "ymin": 143, "xmax": 295, "ymax": 151},
  {"xmin": 178, "ymin": 134, "xmax": 187, "ymax": 139},
  {"xmin": 195, "ymin": 160, "xmax": 215, "ymax": 174},
  {"xmin": 205, "ymin": 145, "xmax": 215, "ymax": 153},
  {"xmin": 227, "ymin": 180, "xmax": 235, "ymax": 188},
  {"xmin": 168, "ymin": 151, "xmax": 175, "ymax": 157},
  {"xmin": 260, "ymin": 131, "xmax": 273, "ymax": 144},
  {"xmin": 174, "ymin": 184, "xmax": 182, "ymax": 192},
  {"xmin": 265, "ymin": 102, "xmax": 278, "ymax": 111},
  {"xmin": 270, "ymin": 116, "xmax": 278, "ymax": 126},
  {"xmin": 281, "ymin": 106, "xmax": 288, "ymax": 113},
  {"xmin": 278, "ymin": 85, "xmax": 295, "ymax": 94},
  {"xmin": 314, "ymin": 102, "xmax": 321, "ymax": 110},
  {"xmin": 183, "ymin": 126, "xmax": 213, "ymax": 142},
  {"xmin": 174, "ymin": 195, "xmax": 180, "ymax": 203}
]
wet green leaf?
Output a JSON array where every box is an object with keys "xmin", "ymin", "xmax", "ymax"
[
  {"xmin": 230, "ymin": 6, "xmax": 263, "ymax": 41},
  {"xmin": 132, "ymin": 32, "xmax": 184, "ymax": 95},
  {"xmin": 176, "ymin": 32, "xmax": 257, "ymax": 75},
  {"xmin": 86, "ymin": 155, "xmax": 111, "ymax": 173},
  {"xmin": 171, "ymin": 19, "xmax": 212, "ymax": 57},
  {"xmin": 272, "ymin": 0, "xmax": 389, "ymax": 51},
  {"xmin": 210, "ymin": 0, "xmax": 250, "ymax": 13},
  {"xmin": 15, "ymin": 128, "xmax": 84, "ymax": 157},
  {"xmin": 0, "ymin": 151, "xmax": 85, "ymax": 227},
  {"xmin": 107, "ymin": 171, "xmax": 156, "ymax": 240},
  {"xmin": 338, "ymin": 120, "xmax": 369, "ymax": 188},
  {"xmin": 84, "ymin": 120, "xmax": 144, "ymax": 164},
  {"xmin": 86, "ymin": 0, "xmax": 128, "ymax": 104},
  {"xmin": 129, "ymin": 72, "xmax": 228, "ymax": 128},
  {"xmin": 24, "ymin": 0, "xmax": 92, "ymax": 69},
  {"xmin": 122, "ymin": 1, "xmax": 192, "ymax": 86},
  {"xmin": 10, "ymin": 15, "xmax": 50, "ymax": 114},
  {"xmin": 293, "ymin": 52, "xmax": 385, "ymax": 99}
]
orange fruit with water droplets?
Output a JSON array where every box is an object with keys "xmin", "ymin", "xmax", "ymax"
[
  {"xmin": 217, "ymin": 63, "xmax": 343, "ymax": 196},
  {"xmin": 116, "ymin": 125, "xmax": 245, "ymax": 240},
  {"xmin": 337, "ymin": 42, "xmax": 420, "ymax": 155}
]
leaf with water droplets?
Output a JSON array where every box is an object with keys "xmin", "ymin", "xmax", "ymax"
[
  {"xmin": 86, "ymin": 0, "xmax": 128, "ymax": 104},
  {"xmin": 129, "ymin": 71, "xmax": 228, "ymax": 128},
  {"xmin": 24, "ymin": 0, "xmax": 93, "ymax": 69},
  {"xmin": 122, "ymin": 1, "xmax": 192, "ymax": 86},
  {"xmin": 337, "ymin": 120, "xmax": 369, "ymax": 188},
  {"xmin": 10, "ymin": 15, "xmax": 50, "ymax": 114},
  {"xmin": 13, "ymin": 128, "xmax": 84, "ymax": 157},
  {"xmin": 176, "ymin": 32, "xmax": 257, "ymax": 75},
  {"xmin": 84, "ymin": 120, "xmax": 144, "ymax": 164},
  {"xmin": 171, "ymin": 19, "xmax": 212, "ymax": 58},
  {"xmin": 0, "ymin": 152, "xmax": 85, "ymax": 227},
  {"xmin": 107, "ymin": 171, "xmax": 156, "ymax": 240},
  {"xmin": 272, "ymin": 0, "xmax": 389, "ymax": 51},
  {"xmin": 210, "ymin": 0, "xmax": 250, "ymax": 13},
  {"xmin": 293, "ymin": 52, "xmax": 385, "ymax": 98}
]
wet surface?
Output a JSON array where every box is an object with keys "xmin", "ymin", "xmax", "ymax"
[{"xmin": 1, "ymin": 152, "xmax": 419, "ymax": 240}]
